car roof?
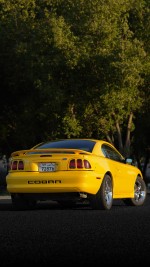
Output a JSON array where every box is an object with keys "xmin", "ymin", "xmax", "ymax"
[{"xmin": 32, "ymin": 139, "xmax": 117, "ymax": 156}]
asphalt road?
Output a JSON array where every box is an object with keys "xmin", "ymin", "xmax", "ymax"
[{"xmin": 0, "ymin": 194, "xmax": 150, "ymax": 266}]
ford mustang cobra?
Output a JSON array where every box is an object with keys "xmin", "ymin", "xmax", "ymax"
[{"xmin": 6, "ymin": 139, "xmax": 147, "ymax": 210}]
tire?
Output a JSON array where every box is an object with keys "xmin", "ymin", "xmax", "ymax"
[
  {"xmin": 11, "ymin": 193, "xmax": 37, "ymax": 210},
  {"xmin": 123, "ymin": 176, "xmax": 147, "ymax": 206},
  {"xmin": 89, "ymin": 174, "xmax": 113, "ymax": 210}
]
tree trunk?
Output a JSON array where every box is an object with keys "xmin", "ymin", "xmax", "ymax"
[
  {"xmin": 123, "ymin": 112, "xmax": 133, "ymax": 157},
  {"xmin": 115, "ymin": 120, "xmax": 123, "ymax": 154}
]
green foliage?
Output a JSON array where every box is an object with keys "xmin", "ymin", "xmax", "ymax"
[
  {"xmin": 62, "ymin": 104, "xmax": 82, "ymax": 138},
  {"xmin": 0, "ymin": 0, "xmax": 149, "ymax": 159}
]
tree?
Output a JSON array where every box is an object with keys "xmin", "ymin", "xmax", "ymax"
[
  {"xmin": 60, "ymin": 0, "xmax": 146, "ymax": 157},
  {"xmin": 0, "ymin": 0, "xmax": 149, "ymax": 160}
]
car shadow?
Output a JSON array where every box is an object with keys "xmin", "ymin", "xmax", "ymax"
[{"xmin": 0, "ymin": 194, "xmax": 149, "ymax": 211}]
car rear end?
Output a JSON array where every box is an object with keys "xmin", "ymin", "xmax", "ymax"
[{"xmin": 6, "ymin": 149, "xmax": 103, "ymax": 198}]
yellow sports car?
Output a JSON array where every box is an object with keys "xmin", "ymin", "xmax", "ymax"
[{"xmin": 6, "ymin": 139, "xmax": 147, "ymax": 210}]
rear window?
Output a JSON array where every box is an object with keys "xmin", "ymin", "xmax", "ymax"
[{"xmin": 34, "ymin": 139, "xmax": 95, "ymax": 153}]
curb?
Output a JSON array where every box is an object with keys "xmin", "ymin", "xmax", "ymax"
[
  {"xmin": 0, "ymin": 186, "xmax": 10, "ymax": 199},
  {"xmin": 0, "ymin": 195, "xmax": 11, "ymax": 199}
]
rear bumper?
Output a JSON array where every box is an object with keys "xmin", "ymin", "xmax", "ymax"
[{"xmin": 6, "ymin": 170, "xmax": 103, "ymax": 195}]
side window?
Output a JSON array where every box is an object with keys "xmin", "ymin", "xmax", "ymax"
[{"xmin": 101, "ymin": 144, "xmax": 123, "ymax": 162}]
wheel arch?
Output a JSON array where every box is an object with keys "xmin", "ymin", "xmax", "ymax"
[{"xmin": 104, "ymin": 171, "xmax": 114, "ymax": 185}]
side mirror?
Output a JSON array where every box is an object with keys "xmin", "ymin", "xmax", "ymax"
[{"xmin": 125, "ymin": 158, "xmax": 133, "ymax": 165}]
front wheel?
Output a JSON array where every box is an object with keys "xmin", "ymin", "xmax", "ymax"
[
  {"xmin": 89, "ymin": 174, "xmax": 113, "ymax": 210},
  {"xmin": 123, "ymin": 176, "xmax": 147, "ymax": 206}
]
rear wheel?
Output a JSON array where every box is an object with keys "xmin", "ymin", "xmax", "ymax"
[
  {"xmin": 89, "ymin": 174, "xmax": 113, "ymax": 210},
  {"xmin": 123, "ymin": 176, "xmax": 147, "ymax": 206}
]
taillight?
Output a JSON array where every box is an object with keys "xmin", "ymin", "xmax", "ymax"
[
  {"xmin": 11, "ymin": 161, "xmax": 18, "ymax": 170},
  {"xmin": 18, "ymin": 160, "xmax": 24, "ymax": 170},
  {"xmin": 77, "ymin": 159, "xmax": 83, "ymax": 168},
  {"xmin": 69, "ymin": 159, "xmax": 91, "ymax": 169},
  {"xmin": 84, "ymin": 160, "xmax": 91, "ymax": 169},
  {"xmin": 11, "ymin": 160, "xmax": 24, "ymax": 170},
  {"xmin": 69, "ymin": 159, "xmax": 76, "ymax": 169}
]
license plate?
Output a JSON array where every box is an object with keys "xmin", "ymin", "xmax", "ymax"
[{"xmin": 39, "ymin": 163, "xmax": 56, "ymax": 172}]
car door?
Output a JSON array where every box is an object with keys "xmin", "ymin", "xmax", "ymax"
[{"xmin": 101, "ymin": 144, "xmax": 135, "ymax": 196}]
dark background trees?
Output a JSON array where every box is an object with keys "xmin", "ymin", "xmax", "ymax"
[{"xmin": 0, "ymin": 0, "xmax": 149, "ymax": 167}]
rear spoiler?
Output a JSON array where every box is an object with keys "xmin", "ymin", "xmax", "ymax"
[{"xmin": 11, "ymin": 148, "xmax": 91, "ymax": 157}]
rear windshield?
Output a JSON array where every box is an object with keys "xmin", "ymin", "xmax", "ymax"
[{"xmin": 34, "ymin": 139, "xmax": 95, "ymax": 153}]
